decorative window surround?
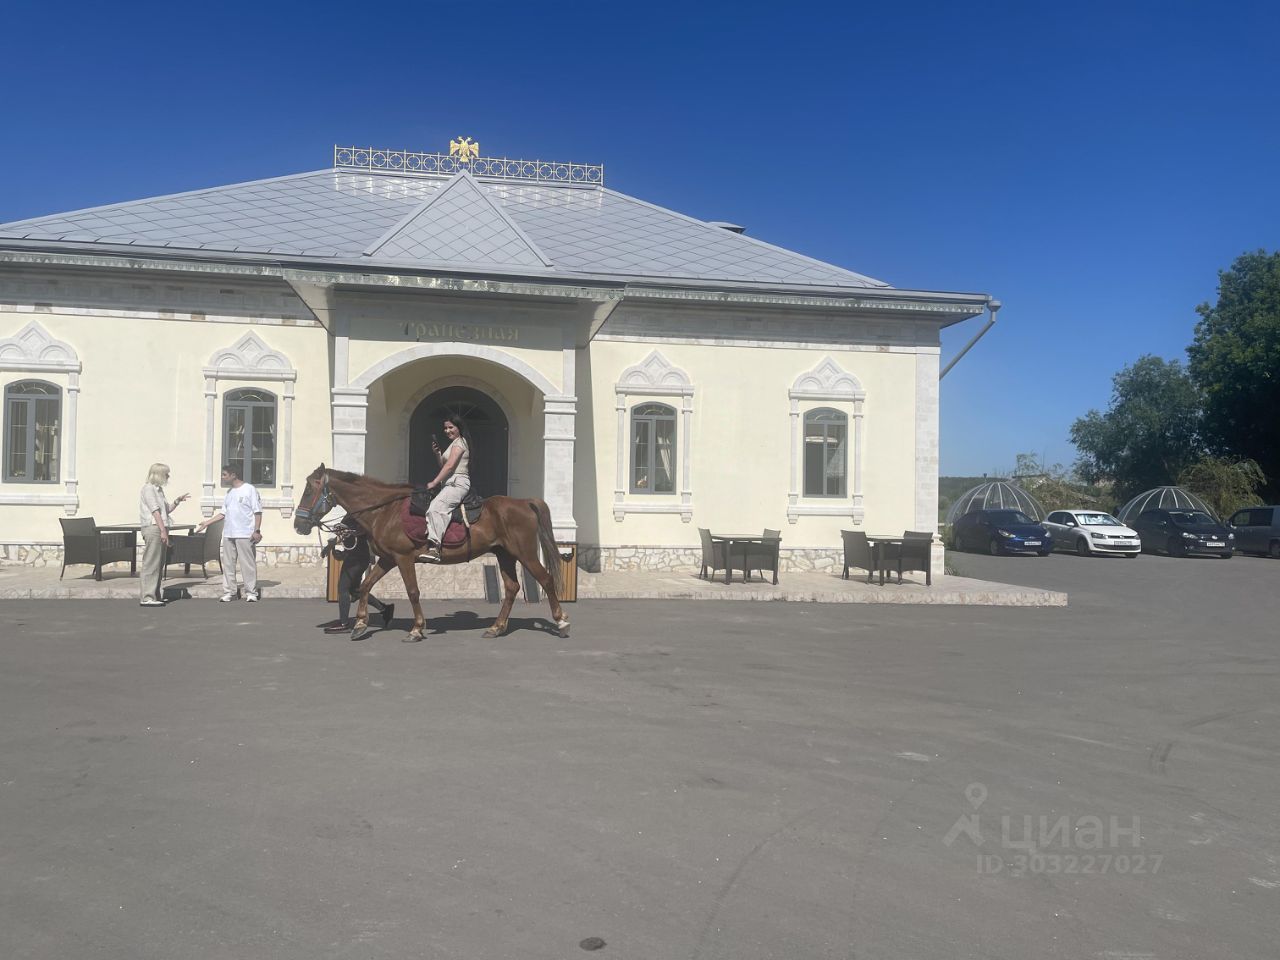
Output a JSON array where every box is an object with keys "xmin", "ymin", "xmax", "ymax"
[
  {"xmin": 0, "ymin": 321, "xmax": 80, "ymax": 514},
  {"xmin": 614, "ymin": 351, "xmax": 694, "ymax": 522},
  {"xmin": 788, "ymin": 357, "xmax": 865, "ymax": 524},
  {"xmin": 202, "ymin": 332, "xmax": 296, "ymax": 517}
]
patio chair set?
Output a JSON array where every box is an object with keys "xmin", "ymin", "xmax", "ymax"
[
  {"xmin": 57, "ymin": 516, "xmax": 223, "ymax": 581},
  {"xmin": 698, "ymin": 528, "xmax": 782, "ymax": 584},
  {"xmin": 841, "ymin": 530, "xmax": 933, "ymax": 586},
  {"xmin": 697, "ymin": 527, "xmax": 934, "ymax": 586}
]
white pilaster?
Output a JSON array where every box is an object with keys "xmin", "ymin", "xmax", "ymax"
[
  {"xmin": 852, "ymin": 399, "xmax": 864, "ymax": 512},
  {"xmin": 680, "ymin": 393, "xmax": 693, "ymax": 520},
  {"xmin": 281, "ymin": 382, "xmax": 295, "ymax": 515},
  {"xmin": 543, "ymin": 394, "xmax": 578, "ymax": 540},
  {"xmin": 914, "ymin": 349, "xmax": 940, "ymax": 533},
  {"xmin": 203, "ymin": 377, "xmax": 217, "ymax": 514},
  {"xmin": 614, "ymin": 394, "xmax": 626, "ymax": 520},
  {"xmin": 64, "ymin": 373, "xmax": 79, "ymax": 514},
  {"xmin": 788, "ymin": 398, "xmax": 800, "ymax": 515},
  {"xmin": 331, "ymin": 387, "xmax": 369, "ymax": 472}
]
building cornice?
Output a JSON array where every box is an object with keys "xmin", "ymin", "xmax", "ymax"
[{"xmin": 0, "ymin": 245, "xmax": 992, "ymax": 322}]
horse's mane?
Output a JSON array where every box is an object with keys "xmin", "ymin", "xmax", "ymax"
[{"xmin": 326, "ymin": 468, "xmax": 413, "ymax": 492}]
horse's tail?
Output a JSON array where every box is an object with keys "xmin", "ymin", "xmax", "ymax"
[{"xmin": 532, "ymin": 499, "xmax": 564, "ymax": 597}]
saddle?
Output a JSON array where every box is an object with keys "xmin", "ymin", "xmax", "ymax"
[{"xmin": 404, "ymin": 487, "xmax": 484, "ymax": 548}]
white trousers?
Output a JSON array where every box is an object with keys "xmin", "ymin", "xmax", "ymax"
[
  {"xmin": 221, "ymin": 537, "xmax": 258, "ymax": 596},
  {"xmin": 140, "ymin": 525, "xmax": 165, "ymax": 601},
  {"xmin": 426, "ymin": 477, "xmax": 470, "ymax": 545}
]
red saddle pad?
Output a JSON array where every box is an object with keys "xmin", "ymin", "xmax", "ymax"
[{"xmin": 400, "ymin": 498, "xmax": 428, "ymax": 545}]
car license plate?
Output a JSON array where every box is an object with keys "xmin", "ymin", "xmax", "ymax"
[
  {"xmin": 1024, "ymin": 540, "xmax": 1041, "ymax": 547},
  {"xmin": 1207, "ymin": 541, "xmax": 1224, "ymax": 547}
]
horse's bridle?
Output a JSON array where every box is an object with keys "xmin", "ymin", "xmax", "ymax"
[{"xmin": 296, "ymin": 472, "xmax": 336, "ymax": 528}]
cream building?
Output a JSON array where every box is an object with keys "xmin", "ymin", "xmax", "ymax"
[{"xmin": 0, "ymin": 142, "xmax": 994, "ymax": 573}]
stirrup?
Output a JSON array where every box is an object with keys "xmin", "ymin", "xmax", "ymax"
[{"xmin": 418, "ymin": 547, "xmax": 443, "ymax": 563}]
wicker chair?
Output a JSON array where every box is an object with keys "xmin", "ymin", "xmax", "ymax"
[
  {"xmin": 743, "ymin": 534, "xmax": 782, "ymax": 585},
  {"xmin": 164, "ymin": 517, "xmax": 224, "ymax": 579},
  {"xmin": 59, "ymin": 517, "xmax": 136, "ymax": 580},
  {"xmin": 747, "ymin": 529, "xmax": 783, "ymax": 583},
  {"xmin": 841, "ymin": 530, "xmax": 876, "ymax": 582},
  {"xmin": 883, "ymin": 531, "xmax": 933, "ymax": 586},
  {"xmin": 698, "ymin": 528, "xmax": 729, "ymax": 581}
]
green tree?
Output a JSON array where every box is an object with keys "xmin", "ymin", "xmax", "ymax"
[
  {"xmin": 1177, "ymin": 456, "xmax": 1266, "ymax": 519},
  {"xmin": 1069, "ymin": 356, "xmax": 1203, "ymax": 501},
  {"xmin": 1187, "ymin": 250, "xmax": 1280, "ymax": 494}
]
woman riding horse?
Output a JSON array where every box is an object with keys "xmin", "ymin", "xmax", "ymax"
[
  {"xmin": 293, "ymin": 463, "xmax": 570, "ymax": 642},
  {"xmin": 419, "ymin": 413, "xmax": 470, "ymax": 564}
]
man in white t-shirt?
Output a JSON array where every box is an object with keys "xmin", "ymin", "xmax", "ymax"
[{"xmin": 196, "ymin": 463, "xmax": 263, "ymax": 602}]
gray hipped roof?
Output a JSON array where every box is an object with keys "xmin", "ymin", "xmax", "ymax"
[{"xmin": 0, "ymin": 167, "xmax": 888, "ymax": 290}]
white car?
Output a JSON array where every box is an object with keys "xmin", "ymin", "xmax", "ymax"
[{"xmin": 1042, "ymin": 510, "xmax": 1142, "ymax": 557}]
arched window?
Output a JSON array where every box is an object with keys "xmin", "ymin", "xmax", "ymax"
[
  {"xmin": 4, "ymin": 380, "xmax": 61, "ymax": 483},
  {"xmin": 223, "ymin": 388, "xmax": 277, "ymax": 486},
  {"xmin": 803, "ymin": 407, "xmax": 847, "ymax": 497},
  {"xmin": 631, "ymin": 402, "xmax": 676, "ymax": 494}
]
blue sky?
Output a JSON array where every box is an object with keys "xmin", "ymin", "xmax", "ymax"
[{"xmin": 2, "ymin": 0, "xmax": 1276, "ymax": 475}]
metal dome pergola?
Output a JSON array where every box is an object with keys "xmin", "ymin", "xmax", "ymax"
[
  {"xmin": 1116, "ymin": 486, "xmax": 1217, "ymax": 524},
  {"xmin": 944, "ymin": 480, "xmax": 1048, "ymax": 526}
]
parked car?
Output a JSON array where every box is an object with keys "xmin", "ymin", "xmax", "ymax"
[
  {"xmin": 1042, "ymin": 510, "xmax": 1142, "ymax": 557},
  {"xmin": 949, "ymin": 509, "xmax": 1053, "ymax": 556},
  {"xmin": 1130, "ymin": 509, "xmax": 1233, "ymax": 558},
  {"xmin": 1227, "ymin": 505, "xmax": 1280, "ymax": 558}
]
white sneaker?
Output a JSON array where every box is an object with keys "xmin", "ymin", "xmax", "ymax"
[
  {"xmin": 244, "ymin": 593, "xmax": 259, "ymax": 603},
  {"xmin": 139, "ymin": 597, "xmax": 165, "ymax": 606},
  {"xmin": 219, "ymin": 592, "xmax": 236, "ymax": 602}
]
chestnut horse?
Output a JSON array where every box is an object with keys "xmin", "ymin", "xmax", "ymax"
[{"xmin": 293, "ymin": 464, "xmax": 570, "ymax": 642}]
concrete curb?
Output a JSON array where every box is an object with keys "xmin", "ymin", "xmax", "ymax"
[{"xmin": 0, "ymin": 582, "xmax": 1067, "ymax": 606}]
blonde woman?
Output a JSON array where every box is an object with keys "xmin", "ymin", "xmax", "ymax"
[{"xmin": 139, "ymin": 463, "xmax": 190, "ymax": 606}]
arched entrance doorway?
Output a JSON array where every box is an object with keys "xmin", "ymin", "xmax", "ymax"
[{"xmin": 409, "ymin": 386, "xmax": 508, "ymax": 497}]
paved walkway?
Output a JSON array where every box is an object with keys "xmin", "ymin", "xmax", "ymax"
[{"xmin": 0, "ymin": 559, "xmax": 1066, "ymax": 606}]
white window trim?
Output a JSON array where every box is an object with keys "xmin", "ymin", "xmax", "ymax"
[
  {"xmin": 202, "ymin": 332, "xmax": 296, "ymax": 517},
  {"xmin": 788, "ymin": 356, "xmax": 865, "ymax": 524},
  {"xmin": 0, "ymin": 321, "xmax": 81, "ymax": 514},
  {"xmin": 614, "ymin": 350, "xmax": 694, "ymax": 522}
]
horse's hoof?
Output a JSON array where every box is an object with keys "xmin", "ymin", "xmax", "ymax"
[
  {"xmin": 556, "ymin": 619, "xmax": 571, "ymax": 639},
  {"xmin": 350, "ymin": 622, "xmax": 370, "ymax": 641},
  {"xmin": 481, "ymin": 627, "xmax": 502, "ymax": 639},
  {"xmin": 402, "ymin": 631, "xmax": 424, "ymax": 643}
]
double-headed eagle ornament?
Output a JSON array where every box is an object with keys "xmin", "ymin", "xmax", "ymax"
[{"xmin": 449, "ymin": 136, "xmax": 480, "ymax": 163}]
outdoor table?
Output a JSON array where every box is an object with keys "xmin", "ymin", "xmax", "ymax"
[
  {"xmin": 709, "ymin": 534, "xmax": 773, "ymax": 585},
  {"xmin": 96, "ymin": 523, "xmax": 197, "ymax": 577},
  {"xmin": 865, "ymin": 535, "xmax": 906, "ymax": 586}
]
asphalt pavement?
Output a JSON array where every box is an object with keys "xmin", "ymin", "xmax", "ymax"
[{"xmin": 1, "ymin": 550, "xmax": 1277, "ymax": 959}]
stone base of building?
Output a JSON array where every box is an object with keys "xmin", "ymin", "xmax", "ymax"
[
  {"xmin": 3, "ymin": 540, "xmax": 944, "ymax": 576},
  {"xmin": 578, "ymin": 542, "xmax": 946, "ymax": 575},
  {"xmin": 1, "ymin": 541, "xmax": 327, "ymax": 569},
  {"xmin": 580, "ymin": 545, "xmax": 844, "ymax": 574}
]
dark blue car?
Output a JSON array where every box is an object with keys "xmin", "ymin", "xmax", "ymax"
[{"xmin": 950, "ymin": 509, "xmax": 1053, "ymax": 556}]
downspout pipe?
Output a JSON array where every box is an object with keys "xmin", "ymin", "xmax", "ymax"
[{"xmin": 940, "ymin": 299, "xmax": 1000, "ymax": 380}]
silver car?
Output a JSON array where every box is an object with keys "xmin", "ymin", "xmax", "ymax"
[
  {"xmin": 1043, "ymin": 510, "xmax": 1142, "ymax": 557},
  {"xmin": 1227, "ymin": 505, "xmax": 1280, "ymax": 558}
]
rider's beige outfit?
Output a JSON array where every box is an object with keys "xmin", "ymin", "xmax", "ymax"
[{"xmin": 427, "ymin": 437, "xmax": 470, "ymax": 546}]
